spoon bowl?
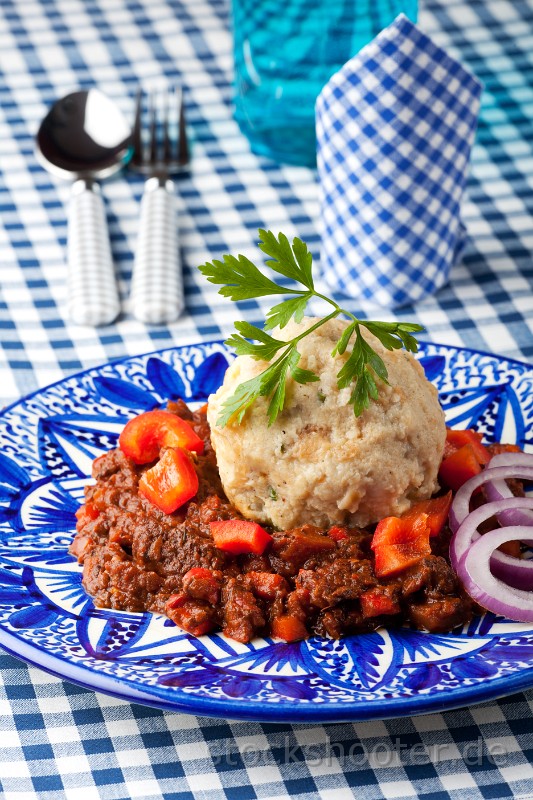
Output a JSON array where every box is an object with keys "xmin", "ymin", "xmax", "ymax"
[{"xmin": 36, "ymin": 89, "xmax": 132, "ymax": 326}]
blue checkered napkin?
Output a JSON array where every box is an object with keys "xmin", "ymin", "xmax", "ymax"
[{"xmin": 316, "ymin": 14, "xmax": 483, "ymax": 308}]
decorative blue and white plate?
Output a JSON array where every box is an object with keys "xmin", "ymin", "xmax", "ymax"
[{"xmin": 0, "ymin": 340, "xmax": 532, "ymax": 723}]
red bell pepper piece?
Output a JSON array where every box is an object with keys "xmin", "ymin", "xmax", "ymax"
[
  {"xmin": 371, "ymin": 493, "xmax": 452, "ymax": 578},
  {"xmin": 371, "ymin": 514, "xmax": 432, "ymax": 578},
  {"xmin": 371, "ymin": 513, "xmax": 427, "ymax": 549},
  {"xmin": 328, "ymin": 525, "xmax": 349, "ymax": 542},
  {"xmin": 271, "ymin": 614, "xmax": 308, "ymax": 642},
  {"xmin": 374, "ymin": 540, "xmax": 432, "ymax": 578},
  {"xmin": 443, "ymin": 428, "xmax": 490, "ymax": 464},
  {"xmin": 401, "ymin": 491, "xmax": 452, "ymax": 537},
  {"xmin": 210, "ymin": 519, "xmax": 273, "ymax": 555},
  {"xmin": 247, "ymin": 571, "xmax": 287, "ymax": 600},
  {"xmin": 119, "ymin": 409, "xmax": 204, "ymax": 464},
  {"xmin": 139, "ymin": 447, "xmax": 198, "ymax": 514},
  {"xmin": 438, "ymin": 443, "xmax": 482, "ymax": 491},
  {"xmin": 360, "ymin": 588, "xmax": 400, "ymax": 618}
]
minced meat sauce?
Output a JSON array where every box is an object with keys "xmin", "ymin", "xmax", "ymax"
[{"xmin": 70, "ymin": 401, "xmax": 475, "ymax": 643}]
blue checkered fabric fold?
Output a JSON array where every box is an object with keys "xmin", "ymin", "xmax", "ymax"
[{"xmin": 317, "ymin": 14, "xmax": 483, "ymax": 308}]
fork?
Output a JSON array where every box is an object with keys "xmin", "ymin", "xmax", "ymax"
[{"xmin": 129, "ymin": 87, "xmax": 189, "ymax": 324}]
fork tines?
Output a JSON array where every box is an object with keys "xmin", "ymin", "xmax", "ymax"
[{"xmin": 131, "ymin": 86, "xmax": 189, "ymax": 174}]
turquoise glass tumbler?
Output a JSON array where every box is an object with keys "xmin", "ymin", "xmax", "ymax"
[{"xmin": 232, "ymin": 0, "xmax": 418, "ymax": 166}]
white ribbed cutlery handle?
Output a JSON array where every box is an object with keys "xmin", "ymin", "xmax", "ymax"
[
  {"xmin": 67, "ymin": 180, "xmax": 120, "ymax": 326},
  {"xmin": 130, "ymin": 177, "xmax": 184, "ymax": 325}
]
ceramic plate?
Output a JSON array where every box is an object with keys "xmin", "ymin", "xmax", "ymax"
[{"xmin": 0, "ymin": 340, "xmax": 532, "ymax": 723}]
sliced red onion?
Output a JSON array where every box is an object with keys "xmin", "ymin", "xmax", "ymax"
[
  {"xmin": 450, "ymin": 497, "xmax": 533, "ymax": 590},
  {"xmin": 449, "ymin": 464, "xmax": 533, "ymax": 533},
  {"xmin": 490, "ymin": 452, "xmax": 533, "ymax": 469},
  {"xmin": 450, "ymin": 497, "xmax": 533, "ymax": 567},
  {"xmin": 490, "ymin": 549, "xmax": 533, "ymax": 591},
  {"xmin": 458, "ymin": 526, "xmax": 533, "ymax": 621},
  {"xmin": 485, "ymin": 481, "xmax": 533, "ymax": 536},
  {"xmin": 484, "ymin": 452, "xmax": 533, "ymax": 532}
]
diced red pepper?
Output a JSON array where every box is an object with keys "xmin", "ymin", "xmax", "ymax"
[
  {"xmin": 443, "ymin": 428, "xmax": 490, "ymax": 464},
  {"xmin": 271, "ymin": 614, "xmax": 308, "ymax": 642},
  {"xmin": 210, "ymin": 519, "xmax": 273, "ymax": 555},
  {"xmin": 401, "ymin": 492, "xmax": 452, "ymax": 538},
  {"xmin": 371, "ymin": 494, "xmax": 451, "ymax": 578},
  {"xmin": 165, "ymin": 592, "xmax": 215, "ymax": 636},
  {"xmin": 119, "ymin": 409, "xmax": 204, "ymax": 464},
  {"xmin": 372, "ymin": 513, "xmax": 427, "ymax": 549},
  {"xmin": 439, "ymin": 443, "xmax": 482, "ymax": 491},
  {"xmin": 328, "ymin": 525, "xmax": 349, "ymax": 542},
  {"xmin": 360, "ymin": 588, "xmax": 401, "ymax": 618},
  {"xmin": 183, "ymin": 567, "xmax": 213, "ymax": 581},
  {"xmin": 75, "ymin": 502, "xmax": 99, "ymax": 530},
  {"xmin": 372, "ymin": 514, "xmax": 432, "ymax": 578},
  {"xmin": 182, "ymin": 568, "xmax": 221, "ymax": 605},
  {"xmin": 247, "ymin": 571, "xmax": 287, "ymax": 600},
  {"xmin": 374, "ymin": 541, "xmax": 432, "ymax": 578},
  {"xmin": 139, "ymin": 447, "xmax": 198, "ymax": 514}
]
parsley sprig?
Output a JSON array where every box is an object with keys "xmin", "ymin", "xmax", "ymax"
[{"xmin": 199, "ymin": 230, "xmax": 424, "ymax": 427}]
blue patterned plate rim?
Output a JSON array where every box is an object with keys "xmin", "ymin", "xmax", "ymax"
[
  {"xmin": 0, "ymin": 336, "xmax": 532, "ymax": 419},
  {"xmin": 0, "ymin": 338, "xmax": 532, "ymax": 723},
  {"xmin": 0, "ymin": 631, "xmax": 530, "ymax": 723}
]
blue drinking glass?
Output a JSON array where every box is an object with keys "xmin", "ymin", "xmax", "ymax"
[{"xmin": 232, "ymin": 0, "xmax": 418, "ymax": 166}]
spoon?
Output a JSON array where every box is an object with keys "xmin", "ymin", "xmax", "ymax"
[{"xmin": 36, "ymin": 89, "xmax": 132, "ymax": 326}]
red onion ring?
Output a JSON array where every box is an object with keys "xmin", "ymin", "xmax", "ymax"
[
  {"xmin": 484, "ymin": 452, "xmax": 533, "ymax": 531},
  {"xmin": 490, "ymin": 548, "xmax": 533, "ymax": 590},
  {"xmin": 490, "ymin": 452, "xmax": 533, "ymax": 469},
  {"xmin": 449, "ymin": 464, "xmax": 533, "ymax": 533},
  {"xmin": 485, "ymin": 480, "xmax": 533, "ymax": 528},
  {"xmin": 450, "ymin": 497, "xmax": 533, "ymax": 590},
  {"xmin": 458, "ymin": 526, "xmax": 533, "ymax": 621}
]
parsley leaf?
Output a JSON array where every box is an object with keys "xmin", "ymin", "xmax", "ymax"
[
  {"xmin": 258, "ymin": 229, "xmax": 314, "ymax": 290},
  {"xmin": 287, "ymin": 349, "xmax": 320, "ymax": 385},
  {"xmin": 199, "ymin": 231, "xmax": 424, "ymax": 426},
  {"xmin": 331, "ymin": 320, "xmax": 357, "ymax": 356},
  {"xmin": 264, "ymin": 293, "xmax": 312, "ymax": 331},
  {"xmin": 225, "ymin": 322, "xmax": 285, "ymax": 361},
  {"xmin": 199, "ymin": 253, "xmax": 300, "ymax": 301}
]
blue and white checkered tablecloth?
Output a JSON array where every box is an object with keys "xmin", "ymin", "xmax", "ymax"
[{"xmin": 1, "ymin": 0, "xmax": 533, "ymax": 798}]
